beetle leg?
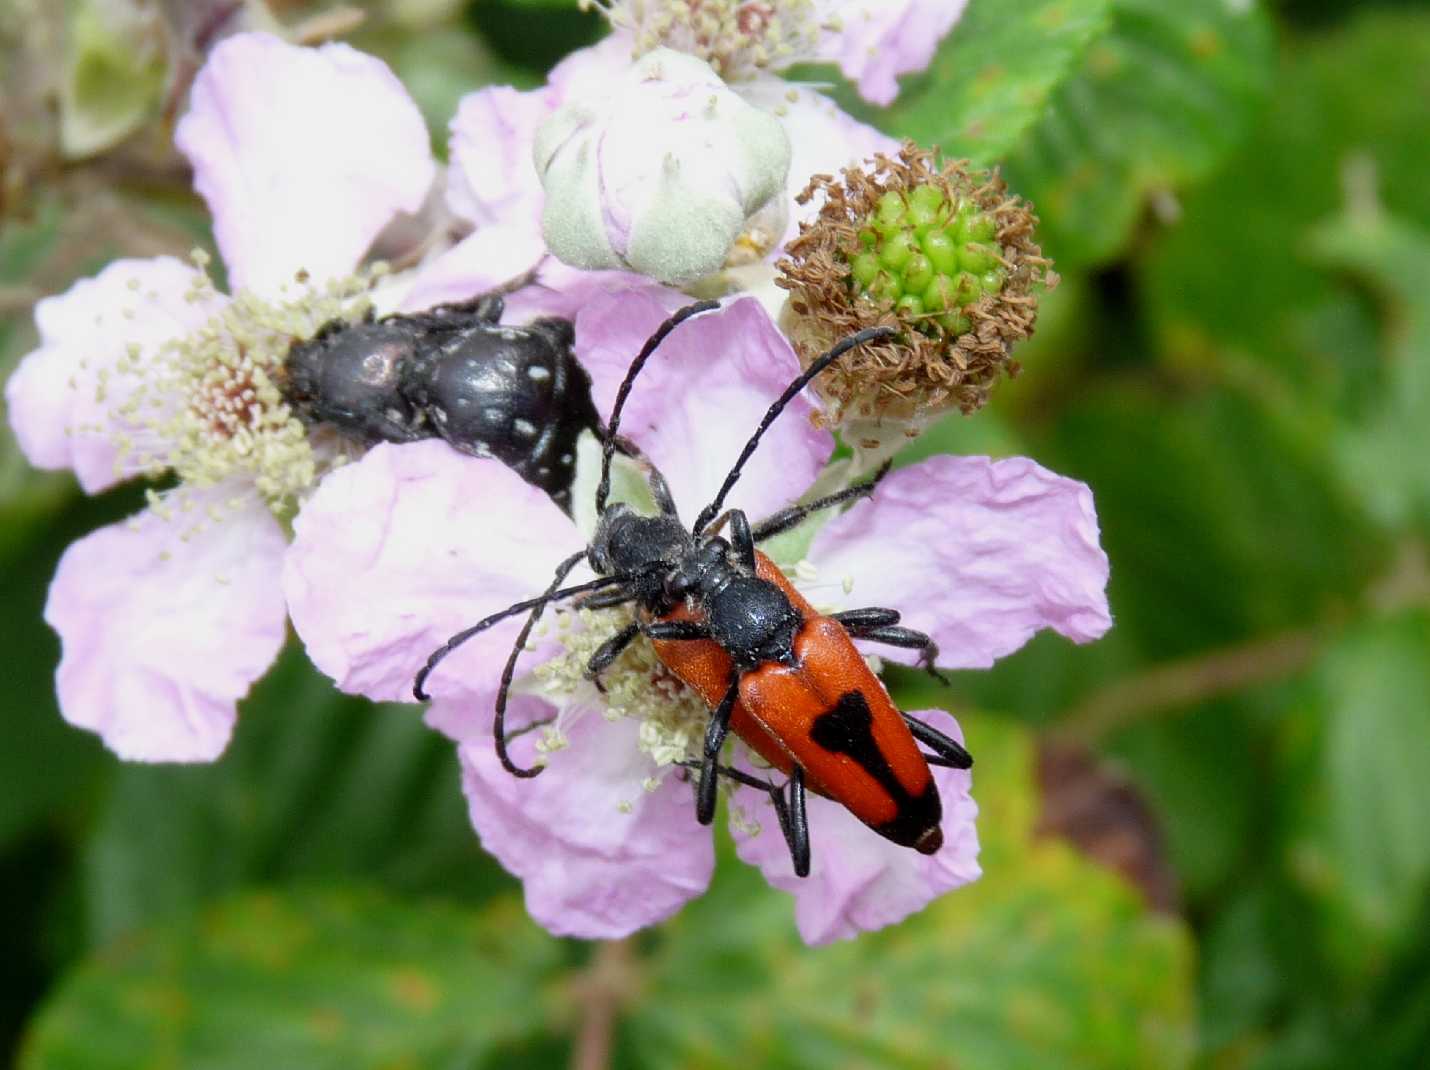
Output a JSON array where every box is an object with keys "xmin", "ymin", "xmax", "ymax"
[
  {"xmin": 834, "ymin": 611, "xmax": 949, "ymax": 684},
  {"xmin": 751, "ymin": 462, "xmax": 892, "ymax": 542},
  {"xmin": 696, "ymin": 677, "xmax": 740, "ymax": 824},
  {"xmin": 643, "ymin": 620, "xmax": 712, "ymax": 641},
  {"xmin": 577, "ymin": 586, "xmax": 639, "ymax": 611},
  {"xmin": 831, "ymin": 607, "xmax": 901, "ymax": 628},
  {"xmin": 675, "ymin": 759, "xmax": 811, "ymax": 879},
  {"xmin": 729, "ymin": 510, "xmax": 756, "ymax": 571},
  {"xmin": 585, "ymin": 621, "xmax": 640, "ymax": 686},
  {"xmin": 902, "ymin": 712, "xmax": 973, "ymax": 769},
  {"xmin": 781, "ymin": 766, "xmax": 811, "ymax": 877},
  {"xmin": 357, "ymin": 411, "xmax": 429, "ymax": 444}
]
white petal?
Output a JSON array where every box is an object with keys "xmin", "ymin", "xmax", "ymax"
[
  {"xmin": 458, "ymin": 700, "xmax": 714, "ymax": 939},
  {"xmin": 808, "ymin": 455, "xmax": 1113, "ymax": 668},
  {"xmin": 44, "ymin": 487, "xmax": 288, "ymax": 761},
  {"xmin": 5, "ymin": 257, "xmax": 221, "ymax": 493},
  {"xmin": 283, "ymin": 441, "xmax": 587, "ymax": 705},
  {"xmin": 575, "ymin": 292, "xmax": 833, "ymax": 524},
  {"xmin": 175, "ymin": 32, "xmax": 436, "ymax": 297},
  {"xmin": 446, "ymin": 84, "xmax": 554, "ymax": 228}
]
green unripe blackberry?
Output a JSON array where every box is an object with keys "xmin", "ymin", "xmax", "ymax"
[
  {"xmin": 778, "ymin": 143, "xmax": 1056, "ymax": 421},
  {"xmin": 844, "ymin": 180, "xmax": 1007, "ymax": 344}
]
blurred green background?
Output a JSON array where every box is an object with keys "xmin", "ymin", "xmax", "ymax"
[{"xmin": 2, "ymin": 0, "xmax": 1428, "ymax": 1066}]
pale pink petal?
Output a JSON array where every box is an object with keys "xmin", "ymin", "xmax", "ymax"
[
  {"xmin": 43, "ymin": 487, "xmax": 288, "ymax": 762},
  {"xmin": 808, "ymin": 455, "xmax": 1112, "ymax": 669},
  {"xmin": 501, "ymin": 261, "xmax": 655, "ymax": 324},
  {"xmin": 283, "ymin": 441, "xmax": 586, "ymax": 704},
  {"xmin": 5, "ymin": 257, "xmax": 222, "ymax": 493},
  {"xmin": 576, "ymin": 292, "xmax": 833, "ymax": 522},
  {"xmin": 458, "ymin": 698, "xmax": 713, "ymax": 938},
  {"xmin": 546, "ymin": 33, "xmax": 636, "ymax": 99},
  {"xmin": 737, "ymin": 77, "xmax": 896, "ymax": 248},
  {"xmin": 175, "ymin": 32, "xmax": 436, "ymax": 297},
  {"xmin": 396, "ymin": 224, "xmax": 549, "ymax": 313},
  {"xmin": 446, "ymin": 85, "xmax": 555, "ymax": 228},
  {"xmin": 732, "ymin": 709, "xmax": 979, "ymax": 944},
  {"xmin": 814, "ymin": 0, "xmax": 969, "ymax": 106}
]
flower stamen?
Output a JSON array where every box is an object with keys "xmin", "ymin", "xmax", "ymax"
[
  {"xmin": 583, "ymin": 0, "xmax": 822, "ymax": 80},
  {"xmin": 105, "ymin": 253, "xmax": 388, "ymax": 518}
]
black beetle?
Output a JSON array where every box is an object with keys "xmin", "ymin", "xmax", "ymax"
[{"xmin": 283, "ymin": 292, "xmax": 600, "ymax": 509}]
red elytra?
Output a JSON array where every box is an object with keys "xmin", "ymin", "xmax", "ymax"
[{"xmin": 649, "ymin": 551, "xmax": 943, "ymax": 854}]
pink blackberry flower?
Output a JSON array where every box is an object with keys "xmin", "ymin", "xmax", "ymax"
[
  {"xmin": 283, "ymin": 290, "xmax": 1110, "ymax": 944},
  {"xmin": 3, "ymin": 32, "xmax": 437, "ymax": 761},
  {"xmin": 425, "ymin": 0, "xmax": 966, "ymax": 291}
]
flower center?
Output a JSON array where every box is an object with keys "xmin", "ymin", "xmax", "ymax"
[
  {"xmin": 585, "ymin": 0, "xmax": 821, "ymax": 80},
  {"xmin": 110, "ymin": 254, "xmax": 384, "ymax": 516},
  {"xmin": 532, "ymin": 605, "xmax": 713, "ymax": 773}
]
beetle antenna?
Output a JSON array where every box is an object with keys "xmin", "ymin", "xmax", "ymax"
[
  {"xmin": 413, "ymin": 557, "xmax": 622, "ymax": 702},
  {"xmin": 596, "ymin": 300, "xmax": 719, "ymax": 515},
  {"xmin": 692, "ymin": 325, "xmax": 897, "ymax": 534},
  {"xmin": 490, "ymin": 549, "xmax": 589, "ymax": 777}
]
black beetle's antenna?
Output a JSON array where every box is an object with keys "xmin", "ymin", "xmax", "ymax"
[
  {"xmin": 692, "ymin": 325, "xmax": 897, "ymax": 534},
  {"xmin": 413, "ymin": 560, "xmax": 621, "ymax": 703},
  {"xmin": 596, "ymin": 300, "xmax": 720, "ymax": 516}
]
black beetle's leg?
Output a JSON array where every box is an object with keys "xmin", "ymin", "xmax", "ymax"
[
  {"xmin": 742, "ymin": 767, "xmax": 812, "ymax": 879},
  {"xmin": 693, "ymin": 326, "xmax": 897, "ymax": 535},
  {"xmin": 645, "ymin": 461, "xmax": 679, "ymax": 516},
  {"xmin": 384, "ymin": 294, "xmax": 504, "ymax": 331},
  {"xmin": 676, "ymin": 758, "xmax": 769, "ymax": 792},
  {"xmin": 902, "ymin": 712, "xmax": 973, "ymax": 769},
  {"xmin": 415, "ymin": 263, "xmax": 539, "ymax": 322},
  {"xmin": 784, "ymin": 766, "xmax": 810, "ymax": 878},
  {"xmin": 830, "ymin": 607, "xmax": 902, "ymax": 628},
  {"xmin": 585, "ymin": 621, "xmax": 640, "ymax": 685},
  {"xmin": 833, "ymin": 609, "xmax": 949, "ymax": 684},
  {"xmin": 751, "ymin": 462, "xmax": 893, "ymax": 542},
  {"xmin": 699, "ymin": 509, "xmax": 755, "ymax": 568},
  {"xmin": 643, "ymin": 620, "xmax": 712, "ymax": 641},
  {"xmin": 606, "ymin": 435, "xmax": 679, "ymax": 516},
  {"xmin": 696, "ymin": 676, "xmax": 741, "ymax": 824},
  {"xmin": 358, "ymin": 412, "xmax": 429, "ymax": 444},
  {"xmin": 673, "ymin": 759, "xmax": 811, "ymax": 878},
  {"xmin": 729, "ymin": 510, "xmax": 756, "ymax": 571},
  {"xmin": 578, "ymin": 586, "xmax": 640, "ymax": 611}
]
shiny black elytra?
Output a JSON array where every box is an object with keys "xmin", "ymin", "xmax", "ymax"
[{"xmin": 283, "ymin": 292, "xmax": 600, "ymax": 509}]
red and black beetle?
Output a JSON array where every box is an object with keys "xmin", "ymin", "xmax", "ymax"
[{"xmin": 414, "ymin": 301, "xmax": 972, "ymax": 876}]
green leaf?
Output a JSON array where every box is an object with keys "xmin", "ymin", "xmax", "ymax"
[
  {"xmin": 1279, "ymin": 610, "xmax": 1430, "ymax": 979},
  {"xmin": 59, "ymin": 0, "xmax": 169, "ymax": 158},
  {"xmin": 846, "ymin": 0, "xmax": 1113, "ymax": 164},
  {"xmin": 1308, "ymin": 205, "xmax": 1430, "ymax": 532},
  {"xmin": 1003, "ymin": 0, "xmax": 1274, "ymax": 266},
  {"xmin": 1044, "ymin": 386, "xmax": 1370, "ymax": 658},
  {"xmin": 0, "ymin": 481, "xmax": 152, "ymax": 852},
  {"xmin": 625, "ymin": 713, "xmax": 1195, "ymax": 1069},
  {"xmin": 81, "ymin": 643, "xmax": 514, "ymax": 946},
  {"xmin": 0, "ymin": 198, "xmax": 81, "ymax": 554},
  {"xmin": 1140, "ymin": 10, "xmax": 1430, "ymax": 397},
  {"xmin": 22, "ymin": 887, "xmax": 564, "ymax": 1069}
]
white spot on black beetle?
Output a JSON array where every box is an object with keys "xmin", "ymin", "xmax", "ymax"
[
  {"xmin": 513, "ymin": 418, "xmax": 537, "ymax": 438},
  {"xmin": 527, "ymin": 365, "xmax": 552, "ymax": 382}
]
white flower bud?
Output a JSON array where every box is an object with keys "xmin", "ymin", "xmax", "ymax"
[{"xmin": 533, "ymin": 47, "xmax": 791, "ymax": 284}]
